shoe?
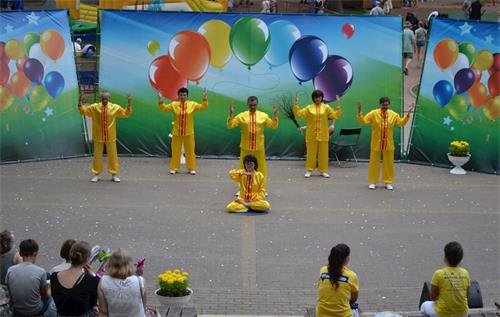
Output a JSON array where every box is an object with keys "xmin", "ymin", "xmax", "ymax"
[
  {"xmin": 111, "ymin": 175, "xmax": 121, "ymax": 183},
  {"xmin": 169, "ymin": 170, "xmax": 177, "ymax": 175},
  {"xmin": 90, "ymin": 175, "xmax": 100, "ymax": 183},
  {"xmin": 304, "ymin": 171, "xmax": 312, "ymax": 178},
  {"xmin": 235, "ymin": 190, "xmax": 240, "ymax": 197},
  {"xmin": 385, "ymin": 183, "xmax": 394, "ymax": 190},
  {"xmin": 368, "ymin": 184, "xmax": 376, "ymax": 190},
  {"xmin": 189, "ymin": 170, "xmax": 196, "ymax": 175},
  {"xmin": 321, "ymin": 172, "xmax": 330, "ymax": 178}
]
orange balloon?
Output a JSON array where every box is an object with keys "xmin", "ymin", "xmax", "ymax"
[
  {"xmin": 0, "ymin": 85, "xmax": 14, "ymax": 110},
  {"xmin": 483, "ymin": 96, "xmax": 500, "ymax": 121},
  {"xmin": 9, "ymin": 71, "xmax": 30, "ymax": 98},
  {"xmin": 467, "ymin": 82, "xmax": 489, "ymax": 108},
  {"xmin": 471, "ymin": 67, "xmax": 482, "ymax": 83},
  {"xmin": 40, "ymin": 29, "xmax": 65, "ymax": 61},
  {"xmin": 433, "ymin": 39, "xmax": 459, "ymax": 70},
  {"xmin": 168, "ymin": 30, "xmax": 211, "ymax": 83}
]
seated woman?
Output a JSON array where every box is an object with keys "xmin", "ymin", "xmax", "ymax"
[
  {"xmin": 226, "ymin": 155, "xmax": 270, "ymax": 213},
  {"xmin": 0, "ymin": 230, "xmax": 22, "ymax": 284},
  {"xmin": 316, "ymin": 243, "xmax": 359, "ymax": 317},
  {"xmin": 50, "ymin": 241, "xmax": 99, "ymax": 317},
  {"xmin": 49, "ymin": 239, "xmax": 76, "ymax": 274}
]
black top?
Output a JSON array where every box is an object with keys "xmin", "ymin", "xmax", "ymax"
[
  {"xmin": 469, "ymin": 1, "xmax": 482, "ymax": 20},
  {"xmin": 50, "ymin": 272, "xmax": 99, "ymax": 316}
]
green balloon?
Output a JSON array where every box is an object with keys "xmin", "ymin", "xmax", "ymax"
[
  {"xmin": 29, "ymin": 85, "xmax": 51, "ymax": 112},
  {"xmin": 229, "ymin": 17, "xmax": 271, "ymax": 69},
  {"xmin": 458, "ymin": 42, "xmax": 476, "ymax": 66},
  {"xmin": 24, "ymin": 32, "xmax": 40, "ymax": 56},
  {"xmin": 446, "ymin": 95, "xmax": 468, "ymax": 121},
  {"xmin": 147, "ymin": 39, "xmax": 160, "ymax": 56}
]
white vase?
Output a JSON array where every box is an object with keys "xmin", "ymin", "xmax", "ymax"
[
  {"xmin": 447, "ymin": 154, "xmax": 471, "ymax": 175},
  {"xmin": 155, "ymin": 288, "xmax": 192, "ymax": 309}
]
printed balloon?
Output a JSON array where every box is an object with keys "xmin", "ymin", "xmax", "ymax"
[
  {"xmin": 264, "ymin": 20, "xmax": 301, "ymax": 68},
  {"xmin": 453, "ymin": 68, "xmax": 475, "ymax": 94},
  {"xmin": 169, "ymin": 30, "xmax": 211, "ymax": 82},
  {"xmin": 448, "ymin": 53, "xmax": 469, "ymax": 77},
  {"xmin": 5, "ymin": 39, "xmax": 24, "ymax": 60},
  {"xmin": 229, "ymin": 17, "xmax": 271, "ymax": 69},
  {"xmin": 149, "ymin": 54, "xmax": 187, "ymax": 100},
  {"xmin": 23, "ymin": 32, "xmax": 40, "ymax": 56},
  {"xmin": 458, "ymin": 42, "xmax": 475, "ymax": 66},
  {"xmin": 488, "ymin": 71, "xmax": 499, "ymax": 97},
  {"xmin": 432, "ymin": 80, "xmax": 454, "ymax": 107},
  {"xmin": 0, "ymin": 85, "xmax": 14, "ymax": 110},
  {"xmin": 313, "ymin": 55, "xmax": 353, "ymax": 102},
  {"xmin": 483, "ymin": 96, "xmax": 500, "ymax": 121},
  {"xmin": 0, "ymin": 63, "xmax": 9, "ymax": 85},
  {"xmin": 0, "ymin": 41, "xmax": 9, "ymax": 65},
  {"xmin": 29, "ymin": 85, "xmax": 51, "ymax": 112},
  {"xmin": 147, "ymin": 40, "xmax": 160, "ymax": 56},
  {"xmin": 29, "ymin": 43, "xmax": 48, "ymax": 66},
  {"xmin": 44, "ymin": 71, "xmax": 65, "ymax": 97},
  {"xmin": 9, "ymin": 71, "xmax": 30, "ymax": 98},
  {"xmin": 341, "ymin": 23, "xmax": 355, "ymax": 39},
  {"xmin": 471, "ymin": 67, "xmax": 481, "ymax": 83},
  {"xmin": 40, "ymin": 29, "xmax": 65, "ymax": 61},
  {"xmin": 473, "ymin": 50, "xmax": 493, "ymax": 71},
  {"xmin": 289, "ymin": 36, "xmax": 328, "ymax": 83},
  {"xmin": 433, "ymin": 39, "xmax": 458, "ymax": 70},
  {"xmin": 446, "ymin": 95, "xmax": 468, "ymax": 121},
  {"xmin": 23, "ymin": 58, "xmax": 44, "ymax": 84},
  {"xmin": 467, "ymin": 82, "xmax": 489, "ymax": 108},
  {"xmin": 198, "ymin": 20, "xmax": 232, "ymax": 70},
  {"xmin": 16, "ymin": 56, "xmax": 28, "ymax": 72}
]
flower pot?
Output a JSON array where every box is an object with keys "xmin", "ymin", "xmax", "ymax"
[
  {"xmin": 155, "ymin": 288, "xmax": 192, "ymax": 309},
  {"xmin": 447, "ymin": 154, "xmax": 470, "ymax": 175}
]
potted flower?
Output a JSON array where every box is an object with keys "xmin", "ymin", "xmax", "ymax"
[
  {"xmin": 155, "ymin": 268, "xmax": 192, "ymax": 308},
  {"xmin": 447, "ymin": 140, "xmax": 471, "ymax": 175}
]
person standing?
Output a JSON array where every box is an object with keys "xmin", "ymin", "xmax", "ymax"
[
  {"xmin": 159, "ymin": 87, "xmax": 208, "ymax": 175},
  {"xmin": 228, "ymin": 96, "xmax": 278, "ymax": 191},
  {"xmin": 403, "ymin": 21, "xmax": 416, "ymax": 76},
  {"xmin": 415, "ymin": 21, "xmax": 427, "ymax": 66},
  {"xmin": 357, "ymin": 97, "xmax": 413, "ymax": 190},
  {"xmin": 294, "ymin": 90, "xmax": 342, "ymax": 178},
  {"xmin": 78, "ymin": 91, "xmax": 132, "ymax": 183},
  {"xmin": 469, "ymin": 0, "xmax": 485, "ymax": 20},
  {"xmin": 369, "ymin": 1, "xmax": 384, "ymax": 15}
]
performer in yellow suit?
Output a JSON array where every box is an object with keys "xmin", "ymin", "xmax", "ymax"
[
  {"xmin": 226, "ymin": 155, "xmax": 270, "ymax": 213},
  {"xmin": 227, "ymin": 96, "xmax": 278, "ymax": 191},
  {"xmin": 158, "ymin": 87, "xmax": 208, "ymax": 175},
  {"xmin": 78, "ymin": 91, "xmax": 132, "ymax": 183},
  {"xmin": 294, "ymin": 90, "xmax": 342, "ymax": 178},
  {"xmin": 357, "ymin": 97, "xmax": 414, "ymax": 190}
]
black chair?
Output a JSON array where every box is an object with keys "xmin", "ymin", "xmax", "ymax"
[
  {"xmin": 330, "ymin": 128, "xmax": 361, "ymax": 167},
  {"xmin": 419, "ymin": 280, "xmax": 483, "ymax": 310}
]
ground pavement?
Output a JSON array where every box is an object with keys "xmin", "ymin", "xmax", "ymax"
[{"xmin": 1, "ymin": 157, "xmax": 498, "ymax": 314}]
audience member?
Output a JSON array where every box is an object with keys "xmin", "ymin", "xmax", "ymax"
[
  {"xmin": 0, "ymin": 230, "xmax": 22, "ymax": 284},
  {"xmin": 5, "ymin": 239, "xmax": 56, "ymax": 317},
  {"xmin": 49, "ymin": 239, "xmax": 76, "ymax": 274},
  {"xmin": 383, "ymin": 0, "xmax": 392, "ymax": 14},
  {"xmin": 462, "ymin": 0, "xmax": 472, "ymax": 19},
  {"xmin": 50, "ymin": 241, "xmax": 99, "ymax": 317},
  {"xmin": 97, "ymin": 248, "xmax": 147, "ymax": 317},
  {"xmin": 369, "ymin": 1, "xmax": 384, "ymax": 15},
  {"xmin": 469, "ymin": 0, "xmax": 486, "ymax": 20},
  {"xmin": 420, "ymin": 241, "xmax": 470, "ymax": 317}
]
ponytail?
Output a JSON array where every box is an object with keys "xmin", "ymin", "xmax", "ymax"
[{"xmin": 327, "ymin": 244, "xmax": 350, "ymax": 288}]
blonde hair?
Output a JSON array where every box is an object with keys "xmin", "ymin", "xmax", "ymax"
[{"xmin": 106, "ymin": 248, "xmax": 134, "ymax": 280}]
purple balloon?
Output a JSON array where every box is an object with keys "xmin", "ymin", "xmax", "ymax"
[
  {"xmin": 23, "ymin": 58, "xmax": 44, "ymax": 84},
  {"xmin": 313, "ymin": 55, "xmax": 353, "ymax": 102},
  {"xmin": 454, "ymin": 68, "xmax": 475, "ymax": 94}
]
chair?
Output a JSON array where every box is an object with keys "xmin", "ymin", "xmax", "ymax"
[{"xmin": 330, "ymin": 128, "xmax": 361, "ymax": 167}]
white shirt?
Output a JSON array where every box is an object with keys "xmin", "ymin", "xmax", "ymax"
[
  {"xmin": 101, "ymin": 275, "xmax": 146, "ymax": 317},
  {"xmin": 369, "ymin": 6, "xmax": 384, "ymax": 15}
]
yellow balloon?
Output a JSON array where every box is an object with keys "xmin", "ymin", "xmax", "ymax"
[
  {"xmin": 472, "ymin": 50, "xmax": 494, "ymax": 71},
  {"xmin": 483, "ymin": 96, "xmax": 500, "ymax": 121},
  {"xmin": 446, "ymin": 95, "xmax": 468, "ymax": 121},
  {"xmin": 198, "ymin": 20, "xmax": 232, "ymax": 70},
  {"xmin": 5, "ymin": 39, "xmax": 24, "ymax": 60},
  {"xmin": 0, "ymin": 86, "xmax": 15, "ymax": 111},
  {"xmin": 147, "ymin": 40, "xmax": 160, "ymax": 56}
]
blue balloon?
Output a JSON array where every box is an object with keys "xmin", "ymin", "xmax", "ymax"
[
  {"xmin": 44, "ymin": 71, "xmax": 65, "ymax": 98},
  {"xmin": 264, "ymin": 20, "xmax": 301, "ymax": 68},
  {"xmin": 289, "ymin": 35, "xmax": 328, "ymax": 83},
  {"xmin": 433, "ymin": 80, "xmax": 454, "ymax": 107}
]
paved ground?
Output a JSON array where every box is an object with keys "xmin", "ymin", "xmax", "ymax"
[{"xmin": 1, "ymin": 157, "xmax": 499, "ymax": 315}]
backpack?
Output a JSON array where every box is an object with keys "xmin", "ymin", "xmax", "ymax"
[{"xmin": 0, "ymin": 285, "xmax": 13, "ymax": 317}]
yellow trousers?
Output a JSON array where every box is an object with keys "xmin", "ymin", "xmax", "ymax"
[
  {"xmin": 239, "ymin": 149, "xmax": 267, "ymax": 190},
  {"xmin": 368, "ymin": 150, "xmax": 395, "ymax": 184},
  {"xmin": 92, "ymin": 141, "xmax": 119, "ymax": 175},
  {"xmin": 171, "ymin": 135, "xmax": 196, "ymax": 171},
  {"xmin": 305, "ymin": 141, "xmax": 329, "ymax": 172},
  {"xmin": 226, "ymin": 199, "xmax": 271, "ymax": 212}
]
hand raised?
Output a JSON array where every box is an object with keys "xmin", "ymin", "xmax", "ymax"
[
  {"xmin": 357, "ymin": 101, "xmax": 362, "ymax": 113},
  {"xmin": 203, "ymin": 88, "xmax": 207, "ymax": 99},
  {"xmin": 273, "ymin": 103, "xmax": 279, "ymax": 115}
]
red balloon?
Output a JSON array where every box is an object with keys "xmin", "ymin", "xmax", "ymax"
[
  {"xmin": 0, "ymin": 62, "xmax": 9, "ymax": 85},
  {"xmin": 148, "ymin": 54, "xmax": 187, "ymax": 100},
  {"xmin": 341, "ymin": 23, "xmax": 355, "ymax": 39},
  {"xmin": 0, "ymin": 41, "xmax": 9, "ymax": 65},
  {"xmin": 168, "ymin": 31, "xmax": 211, "ymax": 83},
  {"xmin": 488, "ymin": 71, "xmax": 499, "ymax": 97},
  {"xmin": 488, "ymin": 53, "xmax": 500, "ymax": 76},
  {"xmin": 16, "ymin": 56, "xmax": 28, "ymax": 72}
]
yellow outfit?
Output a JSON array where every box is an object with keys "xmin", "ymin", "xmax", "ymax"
[
  {"xmin": 159, "ymin": 99, "xmax": 208, "ymax": 171},
  {"xmin": 316, "ymin": 265, "xmax": 359, "ymax": 317},
  {"xmin": 226, "ymin": 169, "xmax": 270, "ymax": 212},
  {"xmin": 431, "ymin": 266, "xmax": 470, "ymax": 317},
  {"xmin": 357, "ymin": 109, "xmax": 409, "ymax": 184},
  {"xmin": 294, "ymin": 102, "xmax": 342, "ymax": 172},
  {"xmin": 227, "ymin": 110, "xmax": 278, "ymax": 189},
  {"xmin": 78, "ymin": 102, "xmax": 131, "ymax": 175}
]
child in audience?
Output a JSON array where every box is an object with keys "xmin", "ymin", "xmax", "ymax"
[
  {"xmin": 420, "ymin": 241, "xmax": 470, "ymax": 317},
  {"xmin": 316, "ymin": 243, "xmax": 359, "ymax": 317}
]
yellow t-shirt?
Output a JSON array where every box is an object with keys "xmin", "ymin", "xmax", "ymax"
[
  {"xmin": 316, "ymin": 266, "xmax": 359, "ymax": 317},
  {"xmin": 432, "ymin": 266, "xmax": 470, "ymax": 317}
]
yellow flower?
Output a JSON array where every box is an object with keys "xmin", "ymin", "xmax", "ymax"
[
  {"xmin": 182, "ymin": 272, "xmax": 189, "ymax": 277},
  {"xmin": 174, "ymin": 269, "xmax": 181, "ymax": 274}
]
